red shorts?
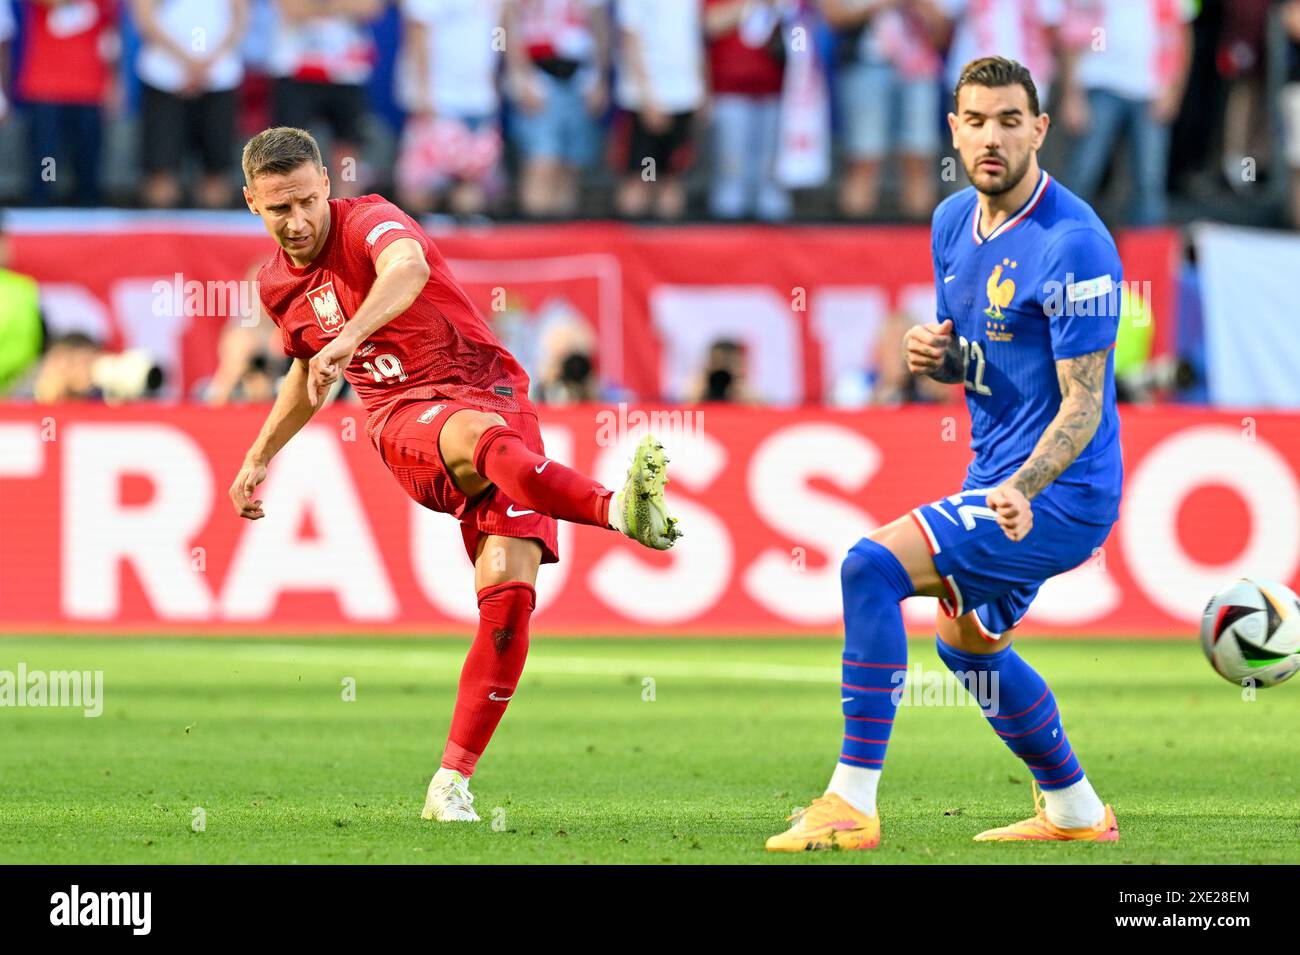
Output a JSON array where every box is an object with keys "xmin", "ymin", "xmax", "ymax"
[{"xmin": 376, "ymin": 399, "xmax": 560, "ymax": 565}]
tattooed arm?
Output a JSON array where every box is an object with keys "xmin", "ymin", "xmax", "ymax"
[
  {"xmin": 987, "ymin": 347, "xmax": 1109, "ymax": 540},
  {"xmin": 1012, "ymin": 348, "xmax": 1108, "ymax": 497}
]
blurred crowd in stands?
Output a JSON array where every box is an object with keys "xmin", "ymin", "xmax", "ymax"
[
  {"xmin": 0, "ymin": 0, "xmax": 1292, "ymax": 409},
  {"xmin": 0, "ymin": 0, "xmax": 1294, "ymax": 228}
]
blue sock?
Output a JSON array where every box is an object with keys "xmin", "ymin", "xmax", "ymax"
[
  {"xmin": 838, "ymin": 539, "xmax": 913, "ymax": 770},
  {"xmin": 934, "ymin": 638, "xmax": 1083, "ymax": 790}
]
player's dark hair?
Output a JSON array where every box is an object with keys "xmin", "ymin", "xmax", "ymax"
[
  {"xmin": 241, "ymin": 127, "xmax": 324, "ymax": 186},
  {"xmin": 954, "ymin": 56, "xmax": 1041, "ymax": 115}
]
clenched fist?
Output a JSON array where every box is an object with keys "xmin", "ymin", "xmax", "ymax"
[
  {"xmin": 307, "ymin": 335, "xmax": 356, "ymax": 407},
  {"xmin": 987, "ymin": 483, "xmax": 1033, "ymax": 542},
  {"xmin": 904, "ymin": 319, "xmax": 954, "ymax": 375}
]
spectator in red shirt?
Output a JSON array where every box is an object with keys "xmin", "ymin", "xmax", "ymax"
[
  {"xmin": 17, "ymin": 0, "xmax": 117, "ymax": 206},
  {"xmin": 1279, "ymin": 0, "xmax": 1300, "ymax": 227},
  {"xmin": 704, "ymin": 0, "xmax": 790, "ymax": 220},
  {"xmin": 1215, "ymin": 0, "xmax": 1269, "ymax": 199}
]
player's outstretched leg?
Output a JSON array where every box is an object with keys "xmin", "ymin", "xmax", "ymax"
[
  {"xmin": 766, "ymin": 538, "xmax": 913, "ymax": 851},
  {"xmin": 606, "ymin": 434, "xmax": 682, "ymax": 551},
  {"xmin": 423, "ymin": 540, "xmax": 539, "ymax": 823},
  {"xmin": 444, "ymin": 410, "xmax": 681, "ymax": 551},
  {"xmin": 933, "ymin": 625, "xmax": 1118, "ymax": 842}
]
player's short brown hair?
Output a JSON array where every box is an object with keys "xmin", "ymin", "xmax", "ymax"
[
  {"xmin": 954, "ymin": 56, "xmax": 1041, "ymax": 115},
  {"xmin": 241, "ymin": 127, "xmax": 324, "ymax": 186}
]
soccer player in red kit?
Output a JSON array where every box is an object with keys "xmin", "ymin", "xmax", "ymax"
[{"xmin": 229, "ymin": 127, "xmax": 681, "ymax": 822}]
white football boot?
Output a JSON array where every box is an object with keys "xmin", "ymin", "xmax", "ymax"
[{"xmin": 421, "ymin": 768, "xmax": 480, "ymax": 822}]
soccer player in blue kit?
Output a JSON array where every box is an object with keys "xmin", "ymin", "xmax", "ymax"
[{"xmin": 768, "ymin": 57, "xmax": 1125, "ymax": 851}]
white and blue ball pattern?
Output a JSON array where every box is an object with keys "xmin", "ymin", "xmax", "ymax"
[{"xmin": 1201, "ymin": 579, "xmax": 1300, "ymax": 688}]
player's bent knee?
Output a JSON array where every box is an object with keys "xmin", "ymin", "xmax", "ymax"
[
  {"xmin": 840, "ymin": 545, "xmax": 872, "ymax": 593},
  {"xmin": 474, "ymin": 536, "xmax": 543, "ymax": 591},
  {"xmin": 840, "ymin": 543, "xmax": 878, "ymax": 596},
  {"xmin": 441, "ymin": 410, "xmax": 508, "ymax": 470},
  {"xmin": 456, "ymin": 410, "xmax": 509, "ymax": 452},
  {"xmin": 865, "ymin": 514, "xmax": 943, "ymax": 597},
  {"xmin": 841, "ymin": 539, "xmax": 914, "ymax": 603}
]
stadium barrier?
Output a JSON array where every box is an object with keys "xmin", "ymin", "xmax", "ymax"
[{"xmin": 0, "ymin": 404, "xmax": 1288, "ymax": 636}]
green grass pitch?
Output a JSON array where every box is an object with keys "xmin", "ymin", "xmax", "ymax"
[{"xmin": 0, "ymin": 635, "xmax": 1296, "ymax": 864}]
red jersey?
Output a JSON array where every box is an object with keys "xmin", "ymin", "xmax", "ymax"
[
  {"xmin": 17, "ymin": 0, "xmax": 115, "ymax": 104},
  {"xmin": 704, "ymin": 0, "xmax": 784, "ymax": 97},
  {"xmin": 256, "ymin": 195, "xmax": 533, "ymax": 442}
]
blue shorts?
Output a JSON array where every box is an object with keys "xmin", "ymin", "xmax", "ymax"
[
  {"xmin": 838, "ymin": 62, "xmax": 940, "ymax": 160},
  {"xmin": 909, "ymin": 488, "xmax": 1113, "ymax": 640},
  {"xmin": 509, "ymin": 70, "xmax": 601, "ymax": 167}
]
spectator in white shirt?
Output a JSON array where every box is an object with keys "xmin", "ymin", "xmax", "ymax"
[
  {"xmin": 268, "ymin": 0, "xmax": 383, "ymax": 198},
  {"xmin": 612, "ymin": 0, "xmax": 706, "ymax": 219},
  {"xmin": 395, "ymin": 0, "xmax": 504, "ymax": 216},
  {"xmin": 1058, "ymin": 0, "xmax": 1193, "ymax": 225},
  {"xmin": 941, "ymin": 0, "xmax": 1063, "ymax": 104},
  {"xmin": 820, "ymin": 0, "xmax": 948, "ymax": 220},
  {"xmin": 132, "ymin": 0, "xmax": 250, "ymax": 208}
]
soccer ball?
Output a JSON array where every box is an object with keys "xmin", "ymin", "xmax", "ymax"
[{"xmin": 1200, "ymin": 578, "xmax": 1300, "ymax": 688}]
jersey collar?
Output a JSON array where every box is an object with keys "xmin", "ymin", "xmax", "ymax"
[{"xmin": 970, "ymin": 171, "xmax": 1051, "ymax": 245}]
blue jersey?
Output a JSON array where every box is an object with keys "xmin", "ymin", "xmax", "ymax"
[{"xmin": 931, "ymin": 171, "xmax": 1123, "ymax": 525}]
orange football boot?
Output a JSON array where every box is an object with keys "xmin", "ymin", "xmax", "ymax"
[
  {"xmin": 765, "ymin": 793, "xmax": 881, "ymax": 851},
  {"xmin": 974, "ymin": 782, "xmax": 1119, "ymax": 842}
]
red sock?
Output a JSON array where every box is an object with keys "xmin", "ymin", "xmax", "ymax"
[
  {"xmin": 441, "ymin": 582, "xmax": 536, "ymax": 778},
  {"xmin": 474, "ymin": 426, "xmax": 612, "ymax": 528}
]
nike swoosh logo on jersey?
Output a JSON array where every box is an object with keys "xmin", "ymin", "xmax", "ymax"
[
  {"xmin": 841, "ymin": 697, "xmax": 853, "ymax": 703},
  {"xmin": 535, "ymin": 460, "xmax": 550, "ymax": 474},
  {"xmin": 488, "ymin": 692, "xmax": 513, "ymax": 702},
  {"xmin": 505, "ymin": 506, "xmax": 535, "ymax": 517},
  {"xmin": 944, "ymin": 275, "xmax": 957, "ymax": 284}
]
